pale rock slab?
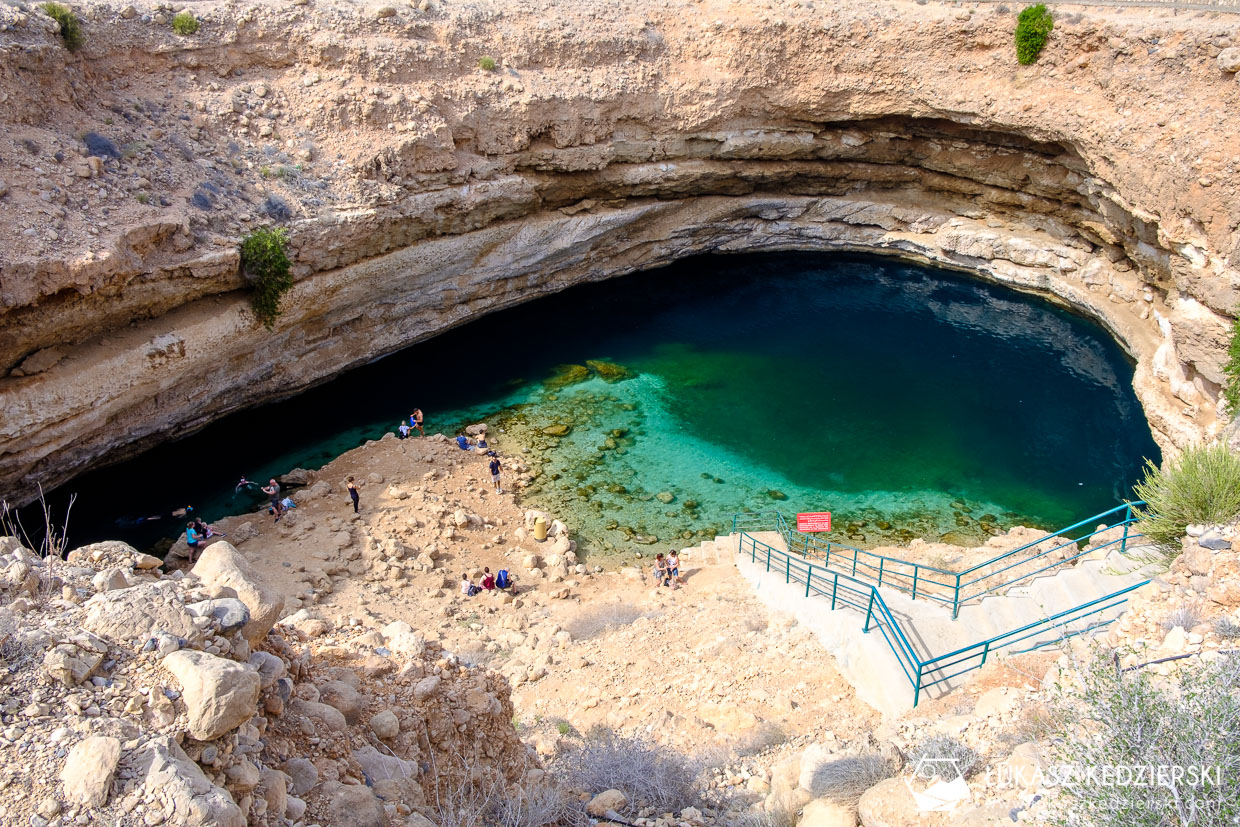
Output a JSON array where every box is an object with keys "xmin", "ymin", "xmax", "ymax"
[
  {"xmin": 161, "ymin": 650, "xmax": 261, "ymax": 740},
  {"xmin": 83, "ymin": 581, "xmax": 201, "ymax": 644},
  {"xmin": 60, "ymin": 735, "xmax": 122, "ymax": 807}
]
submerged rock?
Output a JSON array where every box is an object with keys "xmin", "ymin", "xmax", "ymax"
[
  {"xmin": 544, "ymin": 364, "xmax": 590, "ymax": 389},
  {"xmin": 585, "ymin": 359, "xmax": 634, "ymax": 382},
  {"xmin": 541, "ymin": 424, "xmax": 572, "ymax": 437},
  {"xmin": 766, "ymin": 489, "xmax": 789, "ymax": 501}
]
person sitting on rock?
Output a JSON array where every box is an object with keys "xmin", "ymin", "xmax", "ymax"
[
  {"xmin": 481, "ymin": 567, "xmax": 496, "ymax": 591},
  {"xmin": 461, "ymin": 572, "xmax": 481, "ymax": 597},
  {"xmin": 191, "ymin": 518, "xmax": 224, "ymax": 540},
  {"xmin": 398, "ymin": 422, "xmax": 411, "ymax": 439},
  {"xmin": 455, "ymin": 434, "xmax": 472, "ymax": 451}
]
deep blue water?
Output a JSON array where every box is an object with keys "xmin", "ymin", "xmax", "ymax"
[{"xmin": 21, "ymin": 253, "xmax": 1161, "ymax": 555}]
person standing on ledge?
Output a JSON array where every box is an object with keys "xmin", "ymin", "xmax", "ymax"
[
  {"xmin": 410, "ymin": 409, "xmax": 425, "ymax": 437},
  {"xmin": 489, "ymin": 455, "xmax": 503, "ymax": 494},
  {"xmin": 261, "ymin": 479, "xmax": 282, "ymax": 522},
  {"xmin": 346, "ymin": 476, "xmax": 360, "ymax": 514}
]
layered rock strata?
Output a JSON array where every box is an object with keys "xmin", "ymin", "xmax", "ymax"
[{"xmin": 2, "ymin": 0, "xmax": 1239, "ymax": 502}]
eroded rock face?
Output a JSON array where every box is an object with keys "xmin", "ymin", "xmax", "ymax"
[
  {"xmin": 0, "ymin": 0, "xmax": 1237, "ymax": 502},
  {"xmin": 82, "ymin": 582, "xmax": 201, "ymax": 646}
]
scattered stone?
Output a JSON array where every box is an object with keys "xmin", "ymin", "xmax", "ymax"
[
  {"xmin": 83, "ymin": 132, "xmax": 120, "ymax": 159},
  {"xmin": 370, "ymin": 709, "xmax": 400, "ymax": 739},
  {"xmin": 586, "ymin": 789, "xmax": 628, "ymax": 817}
]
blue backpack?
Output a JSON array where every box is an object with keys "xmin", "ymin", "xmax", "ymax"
[{"xmin": 495, "ymin": 569, "xmax": 510, "ymax": 589}]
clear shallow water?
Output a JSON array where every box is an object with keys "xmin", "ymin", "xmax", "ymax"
[{"xmin": 27, "ymin": 253, "xmax": 1160, "ymax": 556}]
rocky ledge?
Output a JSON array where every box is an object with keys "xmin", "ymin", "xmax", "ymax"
[{"xmin": 2, "ymin": 0, "xmax": 1240, "ymax": 502}]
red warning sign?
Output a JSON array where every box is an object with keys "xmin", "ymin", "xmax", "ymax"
[{"xmin": 796, "ymin": 512, "xmax": 832, "ymax": 532}]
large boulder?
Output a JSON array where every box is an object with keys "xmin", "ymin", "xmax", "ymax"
[
  {"xmin": 83, "ymin": 582, "xmax": 201, "ymax": 645},
  {"xmin": 288, "ymin": 698, "xmax": 347, "ymax": 732},
  {"xmin": 320, "ymin": 781, "xmax": 390, "ymax": 827},
  {"xmin": 132, "ymin": 737, "xmax": 244, "ymax": 827},
  {"xmin": 161, "ymin": 650, "xmax": 261, "ymax": 741},
  {"xmin": 318, "ymin": 680, "xmax": 363, "ymax": 724},
  {"xmin": 61, "ymin": 735, "xmax": 122, "ymax": 807},
  {"xmin": 191, "ymin": 542, "xmax": 284, "ymax": 646},
  {"xmin": 352, "ymin": 745, "xmax": 418, "ymax": 784}
]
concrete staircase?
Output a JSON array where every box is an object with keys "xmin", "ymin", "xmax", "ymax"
[{"xmin": 722, "ymin": 531, "xmax": 1160, "ymax": 718}]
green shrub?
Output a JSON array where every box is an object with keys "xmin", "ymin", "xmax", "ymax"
[
  {"xmin": 40, "ymin": 2, "xmax": 83, "ymax": 51},
  {"xmin": 478, "ymin": 55, "xmax": 497, "ymax": 71},
  {"xmin": 1047, "ymin": 650, "xmax": 1240, "ymax": 827},
  {"xmin": 240, "ymin": 228, "xmax": 293, "ymax": 328},
  {"xmin": 171, "ymin": 11, "xmax": 200, "ymax": 35},
  {"xmin": 1224, "ymin": 310, "xmax": 1240, "ymax": 413},
  {"xmin": 1132, "ymin": 442, "xmax": 1240, "ymax": 553},
  {"xmin": 1014, "ymin": 4, "xmax": 1053, "ymax": 65}
]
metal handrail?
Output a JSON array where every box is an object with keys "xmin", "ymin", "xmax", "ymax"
[
  {"xmin": 758, "ymin": 502, "xmax": 1144, "ymax": 618},
  {"xmin": 736, "ymin": 527, "xmax": 1147, "ymax": 706}
]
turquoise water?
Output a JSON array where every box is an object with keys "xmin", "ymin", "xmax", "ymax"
[{"xmin": 34, "ymin": 253, "xmax": 1160, "ymax": 555}]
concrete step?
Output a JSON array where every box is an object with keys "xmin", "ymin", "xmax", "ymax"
[{"xmin": 726, "ymin": 531, "xmax": 1147, "ymax": 715}]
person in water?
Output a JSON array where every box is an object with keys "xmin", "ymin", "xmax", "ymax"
[
  {"xmin": 235, "ymin": 476, "xmax": 259, "ymax": 494},
  {"xmin": 116, "ymin": 504, "xmax": 194, "ymax": 528}
]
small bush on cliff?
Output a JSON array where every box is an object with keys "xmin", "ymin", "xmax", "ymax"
[
  {"xmin": 564, "ymin": 727, "xmax": 701, "ymax": 813},
  {"xmin": 171, "ymin": 11, "xmax": 200, "ymax": 35},
  {"xmin": 478, "ymin": 55, "xmax": 497, "ymax": 71},
  {"xmin": 1224, "ymin": 310, "xmax": 1240, "ymax": 413},
  {"xmin": 1015, "ymin": 4, "xmax": 1053, "ymax": 65},
  {"xmin": 40, "ymin": 2, "xmax": 83, "ymax": 51},
  {"xmin": 1132, "ymin": 442, "xmax": 1240, "ymax": 553},
  {"xmin": 1046, "ymin": 650, "xmax": 1240, "ymax": 827},
  {"xmin": 240, "ymin": 227, "xmax": 293, "ymax": 329}
]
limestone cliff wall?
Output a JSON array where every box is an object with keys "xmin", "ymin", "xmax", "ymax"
[{"xmin": 1, "ymin": 0, "xmax": 1238, "ymax": 503}]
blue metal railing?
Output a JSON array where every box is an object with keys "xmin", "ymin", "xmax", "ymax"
[
  {"xmin": 737, "ymin": 526, "xmax": 1147, "ymax": 706},
  {"xmin": 752, "ymin": 502, "xmax": 1144, "ymax": 618}
]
